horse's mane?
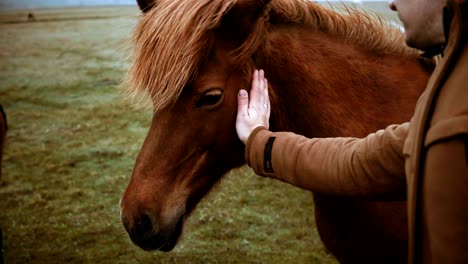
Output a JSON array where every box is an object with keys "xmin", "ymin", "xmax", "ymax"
[{"xmin": 125, "ymin": 0, "xmax": 418, "ymax": 113}]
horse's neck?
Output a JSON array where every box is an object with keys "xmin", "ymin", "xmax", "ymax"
[{"xmin": 261, "ymin": 27, "xmax": 430, "ymax": 138}]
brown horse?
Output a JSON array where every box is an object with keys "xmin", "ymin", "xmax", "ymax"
[{"xmin": 121, "ymin": 0, "xmax": 433, "ymax": 263}]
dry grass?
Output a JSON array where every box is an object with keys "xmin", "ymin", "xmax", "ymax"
[{"xmin": 0, "ymin": 2, "xmax": 397, "ymax": 263}]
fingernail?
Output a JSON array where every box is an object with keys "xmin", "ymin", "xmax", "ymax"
[{"xmin": 239, "ymin": 90, "xmax": 247, "ymax": 97}]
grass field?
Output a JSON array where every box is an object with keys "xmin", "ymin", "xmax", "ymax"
[{"xmin": 0, "ymin": 2, "xmax": 397, "ymax": 263}]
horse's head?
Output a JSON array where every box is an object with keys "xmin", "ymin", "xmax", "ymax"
[{"xmin": 120, "ymin": 0, "xmax": 271, "ymax": 251}]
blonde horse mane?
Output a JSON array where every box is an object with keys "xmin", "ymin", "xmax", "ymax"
[{"xmin": 124, "ymin": 0, "xmax": 417, "ymax": 113}]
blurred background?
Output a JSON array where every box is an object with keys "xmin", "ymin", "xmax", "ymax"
[
  {"xmin": 0, "ymin": 1, "xmax": 397, "ymax": 263},
  {"xmin": 0, "ymin": 0, "xmax": 376, "ymax": 9},
  {"xmin": 0, "ymin": 0, "xmax": 136, "ymax": 9}
]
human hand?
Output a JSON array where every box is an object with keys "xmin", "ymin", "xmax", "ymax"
[{"xmin": 236, "ymin": 69, "xmax": 271, "ymax": 144}]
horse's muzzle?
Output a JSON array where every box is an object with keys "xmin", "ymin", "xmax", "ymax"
[{"xmin": 122, "ymin": 212, "xmax": 184, "ymax": 252}]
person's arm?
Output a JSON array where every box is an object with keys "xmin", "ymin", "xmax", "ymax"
[
  {"xmin": 236, "ymin": 70, "xmax": 407, "ymax": 199},
  {"xmin": 245, "ymin": 123, "xmax": 408, "ymax": 198}
]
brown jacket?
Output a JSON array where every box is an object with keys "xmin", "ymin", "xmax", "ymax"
[{"xmin": 245, "ymin": 2, "xmax": 468, "ymax": 263}]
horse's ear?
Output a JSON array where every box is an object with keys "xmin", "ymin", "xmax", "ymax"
[
  {"xmin": 136, "ymin": 0, "xmax": 157, "ymax": 13},
  {"xmin": 219, "ymin": 0, "xmax": 272, "ymax": 41}
]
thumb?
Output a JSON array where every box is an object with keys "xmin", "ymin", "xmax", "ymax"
[{"xmin": 237, "ymin": 89, "xmax": 249, "ymax": 117}]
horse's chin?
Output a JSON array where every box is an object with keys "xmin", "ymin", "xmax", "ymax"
[
  {"xmin": 133, "ymin": 214, "xmax": 185, "ymax": 252},
  {"xmin": 158, "ymin": 237, "xmax": 178, "ymax": 252},
  {"xmin": 158, "ymin": 217, "xmax": 184, "ymax": 252}
]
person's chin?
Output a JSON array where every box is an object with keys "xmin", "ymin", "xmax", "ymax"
[
  {"xmin": 404, "ymin": 28, "xmax": 446, "ymax": 52},
  {"xmin": 404, "ymin": 34, "xmax": 422, "ymax": 50}
]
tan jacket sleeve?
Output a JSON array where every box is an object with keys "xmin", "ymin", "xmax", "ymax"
[{"xmin": 245, "ymin": 123, "xmax": 409, "ymax": 198}]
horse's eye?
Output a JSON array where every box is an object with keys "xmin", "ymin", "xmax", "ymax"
[{"xmin": 196, "ymin": 89, "xmax": 224, "ymax": 108}]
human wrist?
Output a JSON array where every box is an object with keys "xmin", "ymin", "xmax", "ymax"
[
  {"xmin": 244, "ymin": 126, "xmax": 267, "ymax": 163},
  {"xmin": 243, "ymin": 126, "xmax": 266, "ymax": 144}
]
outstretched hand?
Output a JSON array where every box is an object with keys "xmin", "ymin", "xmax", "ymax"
[{"xmin": 236, "ymin": 69, "xmax": 271, "ymax": 144}]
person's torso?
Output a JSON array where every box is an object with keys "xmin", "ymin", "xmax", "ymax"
[{"xmin": 403, "ymin": 4, "xmax": 468, "ymax": 262}]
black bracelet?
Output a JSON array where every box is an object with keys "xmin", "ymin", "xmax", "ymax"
[{"xmin": 264, "ymin": 136, "xmax": 276, "ymax": 173}]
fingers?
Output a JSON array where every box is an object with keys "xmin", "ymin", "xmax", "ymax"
[
  {"xmin": 236, "ymin": 69, "xmax": 270, "ymax": 144},
  {"xmin": 264, "ymin": 78, "xmax": 271, "ymax": 120},
  {"xmin": 237, "ymin": 89, "xmax": 249, "ymax": 117},
  {"xmin": 250, "ymin": 69, "xmax": 263, "ymax": 111}
]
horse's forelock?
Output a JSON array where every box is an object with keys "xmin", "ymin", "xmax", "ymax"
[{"xmin": 125, "ymin": 0, "xmax": 236, "ymax": 113}]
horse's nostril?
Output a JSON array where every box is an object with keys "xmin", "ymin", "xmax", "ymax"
[{"xmin": 135, "ymin": 214, "xmax": 153, "ymax": 237}]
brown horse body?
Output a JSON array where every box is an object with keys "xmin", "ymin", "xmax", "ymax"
[{"xmin": 121, "ymin": 1, "xmax": 432, "ymax": 262}]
